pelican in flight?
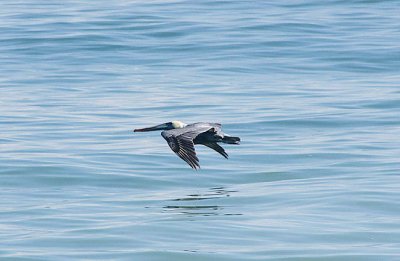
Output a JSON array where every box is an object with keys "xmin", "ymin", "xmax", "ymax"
[{"xmin": 134, "ymin": 121, "xmax": 240, "ymax": 169}]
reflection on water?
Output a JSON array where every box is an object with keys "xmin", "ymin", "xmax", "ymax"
[
  {"xmin": 172, "ymin": 187, "xmax": 235, "ymax": 201},
  {"xmin": 163, "ymin": 187, "xmax": 242, "ymax": 217}
]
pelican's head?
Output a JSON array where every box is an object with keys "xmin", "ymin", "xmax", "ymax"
[
  {"xmin": 134, "ymin": 120, "xmax": 187, "ymax": 132},
  {"xmin": 171, "ymin": 120, "xmax": 187, "ymax": 129}
]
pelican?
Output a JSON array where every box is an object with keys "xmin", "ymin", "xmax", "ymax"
[{"xmin": 134, "ymin": 121, "xmax": 240, "ymax": 169}]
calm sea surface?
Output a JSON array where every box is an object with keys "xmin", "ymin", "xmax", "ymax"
[{"xmin": 1, "ymin": 0, "xmax": 400, "ymax": 260}]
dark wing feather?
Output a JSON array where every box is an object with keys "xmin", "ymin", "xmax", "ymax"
[
  {"xmin": 203, "ymin": 143, "xmax": 228, "ymax": 159},
  {"xmin": 162, "ymin": 131, "xmax": 200, "ymax": 169}
]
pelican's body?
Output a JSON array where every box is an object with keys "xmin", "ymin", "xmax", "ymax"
[{"xmin": 134, "ymin": 121, "xmax": 240, "ymax": 169}]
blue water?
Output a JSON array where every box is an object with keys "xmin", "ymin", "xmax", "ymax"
[{"xmin": 1, "ymin": 0, "xmax": 400, "ymax": 260}]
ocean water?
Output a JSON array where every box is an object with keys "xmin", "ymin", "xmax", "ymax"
[{"xmin": 1, "ymin": 0, "xmax": 400, "ymax": 260}]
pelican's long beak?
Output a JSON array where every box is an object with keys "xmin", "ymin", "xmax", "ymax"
[{"xmin": 134, "ymin": 123, "xmax": 168, "ymax": 132}]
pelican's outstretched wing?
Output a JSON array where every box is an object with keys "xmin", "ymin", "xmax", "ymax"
[
  {"xmin": 162, "ymin": 130, "xmax": 201, "ymax": 169},
  {"xmin": 203, "ymin": 143, "xmax": 228, "ymax": 159}
]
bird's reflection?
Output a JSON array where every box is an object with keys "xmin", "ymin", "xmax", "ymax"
[{"xmin": 163, "ymin": 187, "xmax": 242, "ymax": 216}]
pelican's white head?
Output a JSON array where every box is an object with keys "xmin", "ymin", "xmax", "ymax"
[{"xmin": 171, "ymin": 120, "xmax": 187, "ymax": 129}]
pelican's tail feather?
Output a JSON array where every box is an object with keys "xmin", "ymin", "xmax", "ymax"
[{"xmin": 222, "ymin": 135, "xmax": 240, "ymax": 145}]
